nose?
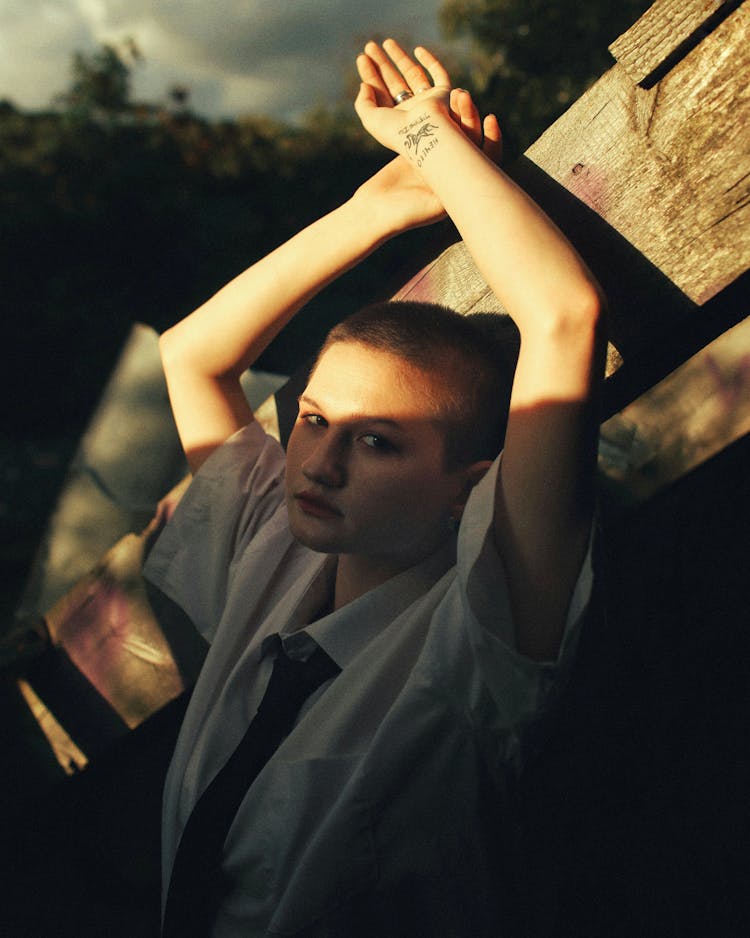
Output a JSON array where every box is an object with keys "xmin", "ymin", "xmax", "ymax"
[{"xmin": 302, "ymin": 435, "xmax": 347, "ymax": 488}]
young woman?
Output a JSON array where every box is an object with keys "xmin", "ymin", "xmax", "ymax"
[{"xmin": 146, "ymin": 39, "xmax": 605, "ymax": 937}]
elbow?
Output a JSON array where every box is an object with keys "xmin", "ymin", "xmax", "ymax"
[
  {"xmin": 158, "ymin": 324, "xmax": 216, "ymax": 392},
  {"xmin": 158, "ymin": 324, "xmax": 183, "ymax": 369},
  {"xmin": 580, "ymin": 282, "xmax": 607, "ymax": 364},
  {"xmin": 562, "ymin": 278, "xmax": 605, "ymax": 334},
  {"xmin": 583, "ymin": 280, "xmax": 606, "ymax": 336},
  {"xmin": 158, "ymin": 323, "xmax": 230, "ymax": 383},
  {"xmin": 158, "ymin": 326, "xmax": 192, "ymax": 386},
  {"xmin": 555, "ymin": 279, "xmax": 607, "ymax": 360},
  {"xmin": 535, "ymin": 281, "xmax": 605, "ymax": 351}
]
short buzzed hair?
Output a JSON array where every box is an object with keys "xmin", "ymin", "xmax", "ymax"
[{"xmin": 317, "ymin": 300, "xmax": 519, "ymax": 468}]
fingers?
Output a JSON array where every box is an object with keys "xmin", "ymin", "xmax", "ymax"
[
  {"xmin": 356, "ymin": 52, "xmax": 393, "ymax": 108},
  {"xmin": 482, "ymin": 113, "xmax": 503, "ymax": 164},
  {"xmin": 449, "ymin": 88, "xmax": 482, "ymax": 147},
  {"xmin": 354, "ymin": 80, "xmax": 377, "ymax": 120},
  {"xmin": 361, "ymin": 39, "xmax": 449, "ymax": 105},
  {"xmin": 381, "ymin": 38, "xmax": 434, "ymax": 96},
  {"xmin": 363, "ymin": 40, "xmax": 417, "ymax": 103},
  {"xmin": 412, "ymin": 45, "xmax": 451, "ymax": 91},
  {"xmin": 448, "ymin": 89, "xmax": 503, "ymax": 163},
  {"xmin": 355, "ymin": 37, "xmax": 502, "ymax": 163}
]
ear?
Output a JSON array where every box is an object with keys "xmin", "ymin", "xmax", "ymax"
[{"xmin": 450, "ymin": 459, "xmax": 493, "ymax": 521}]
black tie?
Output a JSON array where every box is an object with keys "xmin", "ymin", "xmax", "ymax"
[{"xmin": 162, "ymin": 635, "xmax": 340, "ymax": 938}]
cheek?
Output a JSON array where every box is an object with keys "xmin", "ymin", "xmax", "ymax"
[
  {"xmin": 284, "ymin": 428, "xmax": 306, "ymax": 476},
  {"xmin": 284, "ymin": 446, "xmax": 302, "ymax": 499},
  {"xmin": 362, "ymin": 467, "xmax": 449, "ymax": 525}
]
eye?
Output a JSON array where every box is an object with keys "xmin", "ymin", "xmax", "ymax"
[
  {"xmin": 301, "ymin": 413, "xmax": 327, "ymax": 428},
  {"xmin": 359, "ymin": 432, "xmax": 394, "ymax": 452}
]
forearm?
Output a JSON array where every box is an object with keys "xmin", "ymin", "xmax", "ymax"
[
  {"xmin": 160, "ymin": 193, "xmax": 394, "ymax": 469},
  {"xmin": 162, "ymin": 195, "xmax": 394, "ymax": 383},
  {"xmin": 407, "ymin": 110, "xmax": 601, "ymax": 341}
]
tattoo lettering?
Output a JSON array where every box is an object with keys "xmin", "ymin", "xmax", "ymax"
[
  {"xmin": 400, "ymin": 121, "xmax": 439, "ymax": 165},
  {"xmin": 415, "ymin": 137, "xmax": 438, "ymax": 167},
  {"xmin": 399, "ymin": 113, "xmax": 431, "ymax": 135}
]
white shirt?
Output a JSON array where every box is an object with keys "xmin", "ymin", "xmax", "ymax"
[{"xmin": 144, "ymin": 421, "xmax": 592, "ymax": 937}]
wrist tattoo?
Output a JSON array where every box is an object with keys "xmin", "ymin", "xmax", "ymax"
[{"xmin": 399, "ymin": 117, "xmax": 439, "ymax": 167}]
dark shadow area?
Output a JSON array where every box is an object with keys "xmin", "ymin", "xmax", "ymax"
[
  {"xmin": 22, "ymin": 646, "xmax": 130, "ymax": 759},
  {"xmin": 0, "ymin": 431, "xmax": 747, "ymax": 935},
  {"xmin": 1, "ymin": 690, "xmax": 190, "ymax": 937},
  {"xmin": 522, "ymin": 430, "xmax": 750, "ymax": 937}
]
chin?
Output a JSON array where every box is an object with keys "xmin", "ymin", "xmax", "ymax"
[
  {"xmin": 293, "ymin": 535, "xmax": 339, "ymax": 555},
  {"xmin": 288, "ymin": 516, "xmax": 342, "ymax": 555}
]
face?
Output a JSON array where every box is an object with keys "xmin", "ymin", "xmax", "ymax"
[{"xmin": 285, "ymin": 341, "xmax": 478, "ymax": 574}]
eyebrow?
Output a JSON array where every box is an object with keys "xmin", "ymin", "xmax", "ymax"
[{"xmin": 297, "ymin": 394, "xmax": 408, "ymax": 431}]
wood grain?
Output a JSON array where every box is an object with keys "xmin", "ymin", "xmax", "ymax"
[
  {"xmin": 609, "ymin": 0, "xmax": 735, "ymax": 85},
  {"xmin": 598, "ymin": 314, "xmax": 750, "ymax": 506},
  {"xmin": 527, "ymin": 1, "xmax": 750, "ymax": 304}
]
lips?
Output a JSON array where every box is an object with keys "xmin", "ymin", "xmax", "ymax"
[{"xmin": 294, "ymin": 490, "xmax": 343, "ymax": 519}]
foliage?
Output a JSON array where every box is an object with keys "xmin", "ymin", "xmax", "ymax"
[
  {"xmin": 56, "ymin": 39, "xmax": 142, "ymax": 121},
  {"xmin": 1, "ymin": 45, "xmax": 396, "ymax": 437},
  {"xmin": 439, "ymin": 0, "xmax": 653, "ymax": 155}
]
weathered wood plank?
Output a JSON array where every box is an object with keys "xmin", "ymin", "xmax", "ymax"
[
  {"xmin": 43, "ymin": 522, "xmax": 187, "ymax": 731},
  {"xmin": 609, "ymin": 0, "xmax": 739, "ymax": 85},
  {"xmin": 393, "ymin": 241, "xmax": 497, "ymax": 313},
  {"xmin": 17, "ymin": 324, "xmax": 286, "ymax": 625},
  {"xmin": 527, "ymin": 1, "xmax": 750, "ymax": 304},
  {"xmin": 598, "ymin": 314, "xmax": 750, "ymax": 506},
  {"xmin": 393, "ymin": 241, "xmax": 625, "ymax": 376},
  {"xmin": 17, "ymin": 679, "xmax": 89, "ymax": 775}
]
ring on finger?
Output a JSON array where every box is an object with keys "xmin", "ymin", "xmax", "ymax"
[{"xmin": 394, "ymin": 90, "xmax": 414, "ymax": 104}]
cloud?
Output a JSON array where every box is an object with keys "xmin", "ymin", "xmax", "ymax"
[
  {"xmin": 0, "ymin": 0, "xmax": 94, "ymax": 107},
  {"xmin": 0, "ymin": 0, "xmax": 446, "ymax": 119}
]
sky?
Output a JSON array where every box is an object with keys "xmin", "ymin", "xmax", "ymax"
[{"xmin": 0, "ymin": 0, "xmax": 449, "ymax": 121}]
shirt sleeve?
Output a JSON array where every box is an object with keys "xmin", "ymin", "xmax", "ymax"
[
  {"xmin": 143, "ymin": 422, "xmax": 287, "ymax": 641},
  {"xmin": 454, "ymin": 453, "xmax": 594, "ymax": 745}
]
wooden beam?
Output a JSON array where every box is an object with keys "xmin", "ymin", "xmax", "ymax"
[
  {"xmin": 527, "ymin": 0, "xmax": 750, "ymax": 304},
  {"xmin": 598, "ymin": 314, "xmax": 750, "ymax": 507},
  {"xmin": 609, "ymin": 0, "xmax": 743, "ymax": 86}
]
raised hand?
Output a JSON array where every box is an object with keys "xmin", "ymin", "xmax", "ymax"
[
  {"xmin": 355, "ymin": 39, "xmax": 502, "ymax": 164},
  {"xmin": 352, "ymin": 39, "xmax": 502, "ymax": 232},
  {"xmin": 357, "ymin": 39, "xmax": 451, "ymax": 113}
]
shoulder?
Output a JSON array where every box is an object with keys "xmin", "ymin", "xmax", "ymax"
[
  {"xmin": 143, "ymin": 423, "xmax": 288, "ymax": 634},
  {"xmin": 192, "ymin": 421, "xmax": 286, "ymax": 491}
]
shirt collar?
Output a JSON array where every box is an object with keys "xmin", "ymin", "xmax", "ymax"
[{"xmin": 284, "ymin": 539, "xmax": 455, "ymax": 669}]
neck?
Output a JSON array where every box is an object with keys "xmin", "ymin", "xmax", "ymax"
[
  {"xmin": 332, "ymin": 553, "xmax": 407, "ymax": 611},
  {"xmin": 333, "ymin": 539, "xmax": 448, "ymax": 611}
]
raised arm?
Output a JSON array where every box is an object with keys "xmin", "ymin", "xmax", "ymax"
[
  {"xmin": 159, "ymin": 103, "xmax": 500, "ymax": 473},
  {"xmin": 356, "ymin": 41, "xmax": 606, "ymax": 660},
  {"xmin": 159, "ymin": 199, "xmax": 384, "ymax": 472}
]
